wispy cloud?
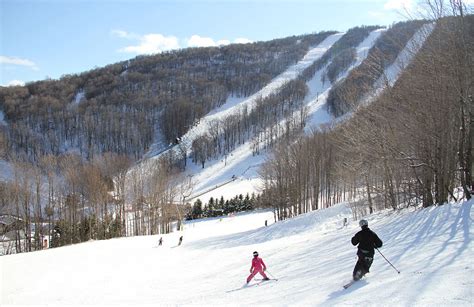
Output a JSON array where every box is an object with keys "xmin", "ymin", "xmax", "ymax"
[
  {"xmin": 113, "ymin": 30, "xmax": 252, "ymax": 54},
  {"xmin": 0, "ymin": 55, "xmax": 39, "ymax": 71},
  {"xmin": 111, "ymin": 29, "xmax": 137, "ymax": 40}
]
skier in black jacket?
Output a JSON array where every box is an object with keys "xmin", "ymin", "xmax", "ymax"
[{"xmin": 351, "ymin": 219, "xmax": 383, "ymax": 281}]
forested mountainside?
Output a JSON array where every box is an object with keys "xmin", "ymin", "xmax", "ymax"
[
  {"xmin": 0, "ymin": 32, "xmax": 333, "ymax": 160},
  {"xmin": 260, "ymin": 15, "xmax": 473, "ymax": 219},
  {"xmin": 0, "ymin": 21, "xmax": 430, "ymax": 164}
]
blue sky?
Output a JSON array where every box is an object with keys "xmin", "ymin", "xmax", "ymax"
[{"xmin": 0, "ymin": 0, "xmax": 417, "ymax": 86}]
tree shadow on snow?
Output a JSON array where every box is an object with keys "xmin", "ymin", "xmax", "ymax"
[{"xmin": 368, "ymin": 200, "xmax": 472, "ymax": 303}]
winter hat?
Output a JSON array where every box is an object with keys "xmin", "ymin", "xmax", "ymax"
[
  {"xmin": 359, "ymin": 219, "xmax": 368, "ymax": 228},
  {"xmin": 253, "ymin": 251, "xmax": 259, "ymax": 257}
]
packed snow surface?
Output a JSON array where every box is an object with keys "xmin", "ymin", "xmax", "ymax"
[{"xmin": 2, "ymin": 200, "xmax": 472, "ymax": 306}]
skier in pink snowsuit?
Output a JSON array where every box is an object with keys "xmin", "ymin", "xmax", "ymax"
[{"xmin": 246, "ymin": 251, "xmax": 270, "ymax": 283}]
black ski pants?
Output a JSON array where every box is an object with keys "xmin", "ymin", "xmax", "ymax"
[{"xmin": 352, "ymin": 250, "xmax": 374, "ymax": 280}]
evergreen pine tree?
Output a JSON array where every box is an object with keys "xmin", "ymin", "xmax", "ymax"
[{"xmin": 192, "ymin": 199, "xmax": 203, "ymax": 219}]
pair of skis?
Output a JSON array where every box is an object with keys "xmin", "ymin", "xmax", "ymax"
[
  {"xmin": 247, "ymin": 278, "xmax": 279, "ymax": 287},
  {"xmin": 226, "ymin": 278, "xmax": 278, "ymax": 293}
]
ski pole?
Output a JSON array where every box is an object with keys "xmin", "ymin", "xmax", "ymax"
[
  {"xmin": 265, "ymin": 269, "xmax": 277, "ymax": 280},
  {"xmin": 376, "ymin": 248, "xmax": 400, "ymax": 274}
]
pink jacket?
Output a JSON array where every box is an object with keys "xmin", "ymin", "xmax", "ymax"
[{"xmin": 251, "ymin": 257, "xmax": 266, "ymax": 272}]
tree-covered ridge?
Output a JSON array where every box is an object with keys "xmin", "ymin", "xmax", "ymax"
[
  {"xmin": 0, "ymin": 31, "xmax": 334, "ymax": 161},
  {"xmin": 326, "ymin": 20, "xmax": 427, "ymax": 116}
]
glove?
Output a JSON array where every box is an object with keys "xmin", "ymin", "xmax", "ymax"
[{"xmin": 250, "ymin": 269, "xmax": 252, "ymax": 273}]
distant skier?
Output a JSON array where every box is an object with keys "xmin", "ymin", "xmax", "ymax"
[
  {"xmin": 351, "ymin": 219, "xmax": 383, "ymax": 281},
  {"xmin": 178, "ymin": 236, "xmax": 183, "ymax": 246},
  {"xmin": 158, "ymin": 237, "xmax": 163, "ymax": 246},
  {"xmin": 246, "ymin": 251, "xmax": 270, "ymax": 284}
]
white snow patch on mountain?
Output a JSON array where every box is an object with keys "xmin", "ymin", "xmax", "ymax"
[
  {"xmin": 0, "ymin": 110, "xmax": 6, "ymax": 126},
  {"xmin": 0, "ymin": 160, "xmax": 13, "ymax": 181},
  {"xmin": 72, "ymin": 90, "xmax": 85, "ymax": 104}
]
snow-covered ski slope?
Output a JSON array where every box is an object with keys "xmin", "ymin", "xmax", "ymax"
[{"xmin": 2, "ymin": 200, "xmax": 472, "ymax": 305}]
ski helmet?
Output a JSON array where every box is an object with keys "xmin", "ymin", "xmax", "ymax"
[
  {"xmin": 359, "ymin": 219, "xmax": 368, "ymax": 228},
  {"xmin": 253, "ymin": 251, "xmax": 259, "ymax": 257}
]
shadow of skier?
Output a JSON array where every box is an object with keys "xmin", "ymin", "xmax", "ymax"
[{"xmin": 325, "ymin": 279, "xmax": 368, "ymax": 303}]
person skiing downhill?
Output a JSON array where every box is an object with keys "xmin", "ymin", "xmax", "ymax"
[
  {"xmin": 246, "ymin": 251, "xmax": 270, "ymax": 284},
  {"xmin": 351, "ymin": 219, "xmax": 383, "ymax": 281}
]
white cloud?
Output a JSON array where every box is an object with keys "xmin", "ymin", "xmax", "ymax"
[
  {"xmin": 3, "ymin": 80, "xmax": 25, "ymax": 87},
  {"xmin": 0, "ymin": 55, "xmax": 39, "ymax": 71},
  {"xmin": 384, "ymin": 0, "xmax": 414, "ymax": 11},
  {"xmin": 114, "ymin": 30, "xmax": 253, "ymax": 54},
  {"xmin": 217, "ymin": 39, "xmax": 231, "ymax": 46},
  {"xmin": 186, "ymin": 35, "xmax": 252, "ymax": 48},
  {"xmin": 187, "ymin": 35, "xmax": 218, "ymax": 48},
  {"xmin": 119, "ymin": 33, "xmax": 180, "ymax": 54}
]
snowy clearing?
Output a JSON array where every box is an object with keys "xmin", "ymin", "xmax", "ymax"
[{"xmin": 2, "ymin": 200, "xmax": 472, "ymax": 306}]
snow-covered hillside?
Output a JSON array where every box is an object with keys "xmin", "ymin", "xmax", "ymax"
[{"xmin": 2, "ymin": 200, "xmax": 472, "ymax": 305}]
